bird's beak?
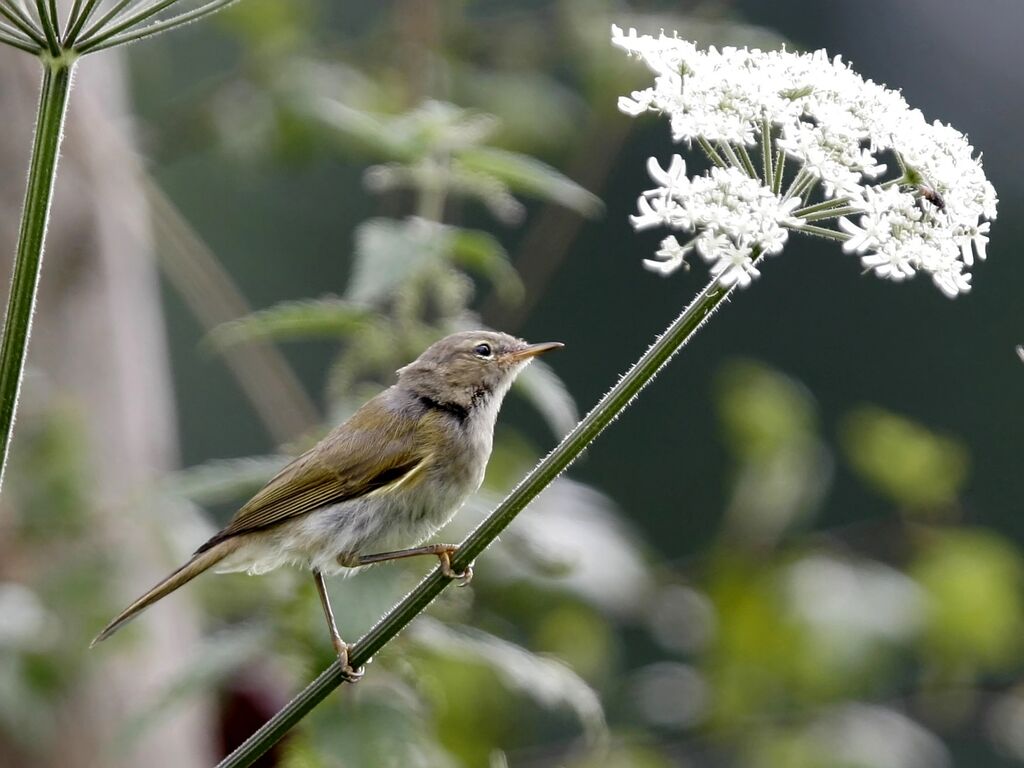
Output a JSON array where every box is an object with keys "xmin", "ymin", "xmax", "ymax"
[{"xmin": 504, "ymin": 341, "xmax": 564, "ymax": 362}]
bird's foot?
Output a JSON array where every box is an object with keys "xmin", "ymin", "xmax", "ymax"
[
  {"xmin": 333, "ymin": 640, "xmax": 365, "ymax": 683},
  {"xmin": 436, "ymin": 546, "xmax": 474, "ymax": 587}
]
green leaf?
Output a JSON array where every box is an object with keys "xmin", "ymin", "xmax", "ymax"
[
  {"xmin": 408, "ymin": 617, "xmax": 606, "ymax": 743},
  {"xmin": 913, "ymin": 530, "xmax": 1024, "ymax": 673},
  {"xmin": 840, "ymin": 406, "xmax": 969, "ymax": 510},
  {"xmin": 449, "ymin": 229, "xmax": 523, "ymax": 305},
  {"xmin": 347, "ymin": 218, "xmax": 448, "ymax": 305},
  {"xmin": 456, "ymin": 146, "xmax": 603, "ymax": 217},
  {"xmin": 205, "ymin": 298, "xmax": 373, "ymax": 350}
]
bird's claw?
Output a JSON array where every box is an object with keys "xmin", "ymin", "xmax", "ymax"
[
  {"xmin": 334, "ymin": 641, "xmax": 365, "ymax": 683},
  {"xmin": 438, "ymin": 549, "xmax": 474, "ymax": 587}
]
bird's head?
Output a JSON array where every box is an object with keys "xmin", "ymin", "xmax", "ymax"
[{"xmin": 398, "ymin": 330, "xmax": 563, "ymax": 410}]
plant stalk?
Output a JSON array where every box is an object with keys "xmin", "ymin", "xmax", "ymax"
[
  {"xmin": 0, "ymin": 56, "xmax": 75, "ymax": 489},
  {"xmin": 216, "ymin": 273, "xmax": 738, "ymax": 768}
]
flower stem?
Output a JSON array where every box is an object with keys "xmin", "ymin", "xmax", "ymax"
[
  {"xmin": 0, "ymin": 57, "xmax": 75, "ymax": 489},
  {"xmin": 696, "ymin": 137, "xmax": 726, "ymax": 168},
  {"xmin": 772, "ymin": 148, "xmax": 786, "ymax": 195},
  {"xmin": 793, "ymin": 196, "xmax": 854, "ymax": 218},
  {"xmin": 760, "ymin": 120, "xmax": 774, "ymax": 190},
  {"xmin": 785, "ymin": 222, "xmax": 850, "ymax": 242},
  {"xmin": 735, "ymin": 144, "xmax": 758, "ymax": 180},
  {"xmin": 797, "ymin": 205, "xmax": 863, "ymax": 223},
  {"xmin": 215, "ymin": 274, "xmax": 738, "ymax": 768}
]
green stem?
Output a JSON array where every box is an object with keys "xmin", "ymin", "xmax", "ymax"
[
  {"xmin": 33, "ymin": 0, "xmax": 58, "ymax": 54},
  {"xmin": 784, "ymin": 222, "xmax": 850, "ymax": 242},
  {"xmin": 0, "ymin": 57, "xmax": 75, "ymax": 490},
  {"xmin": 718, "ymin": 141, "xmax": 745, "ymax": 172},
  {"xmin": 793, "ymin": 196, "xmax": 853, "ymax": 218},
  {"xmin": 760, "ymin": 119, "xmax": 774, "ymax": 191},
  {"xmin": 75, "ymin": 0, "xmax": 238, "ymax": 53},
  {"xmin": 696, "ymin": 137, "xmax": 726, "ymax": 168},
  {"xmin": 216, "ymin": 273, "xmax": 739, "ymax": 768},
  {"xmin": 735, "ymin": 143, "xmax": 758, "ymax": 180},
  {"xmin": 0, "ymin": 2, "xmax": 46, "ymax": 49},
  {"xmin": 772, "ymin": 148, "xmax": 785, "ymax": 196},
  {"xmin": 798, "ymin": 205, "xmax": 862, "ymax": 223}
]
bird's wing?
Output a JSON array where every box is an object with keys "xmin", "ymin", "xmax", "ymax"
[{"xmin": 196, "ymin": 403, "xmax": 430, "ymax": 551}]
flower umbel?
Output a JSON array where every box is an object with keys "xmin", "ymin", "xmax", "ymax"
[{"xmin": 613, "ymin": 25, "xmax": 997, "ymax": 297}]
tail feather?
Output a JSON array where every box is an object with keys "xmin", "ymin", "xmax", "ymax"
[{"xmin": 91, "ymin": 539, "xmax": 238, "ymax": 647}]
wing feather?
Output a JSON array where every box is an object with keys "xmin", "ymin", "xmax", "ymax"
[{"xmin": 196, "ymin": 398, "xmax": 430, "ymax": 552}]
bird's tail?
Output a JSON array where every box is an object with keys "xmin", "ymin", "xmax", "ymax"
[{"xmin": 91, "ymin": 538, "xmax": 239, "ymax": 647}]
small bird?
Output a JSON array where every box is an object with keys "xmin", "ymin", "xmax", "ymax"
[{"xmin": 92, "ymin": 331, "xmax": 562, "ymax": 678}]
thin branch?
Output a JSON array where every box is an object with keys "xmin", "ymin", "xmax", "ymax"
[
  {"xmin": 146, "ymin": 181, "xmax": 320, "ymax": 442},
  {"xmin": 793, "ymin": 196, "xmax": 854, "ymax": 218},
  {"xmin": 63, "ymin": 0, "xmax": 84, "ymax": 39},
  {"xmin": 0, "ymin": 1, "xmax": 47, "ymax": 48},
  {"xmin": 718, "ymin": 141, "xmax": 745, "ymax": 173},
  {"xmin": 760, "ymin": 119, "xmax": 774, "ymax": 191},
  {"xmin": 784, "ymin": 222, "xmax": 850, "ymax": 242},
  {"xmin": 772, "ymin": 148, "xmax": 785, "ymax": 195},
  {"xmin": 216, "ymin": 270, "xmax": 746, "ymax": 768},
  {"xmin": 77, "ymin": 0, "xmax": 238, "ymax": 52},
  {"xmin": 735, "ymin": 143, "xmax": 758, "ymax": 180},
  {"xmin": 32, "ymin": 0, "xmax": 58, "ymax": 54},
  {"xmin": 0, "ymin": 24, "xmax": 36, "ymax": 50},
  {"xmin": 45, "ymin": 0, "xmax": 57, "ymax": 41},
  {"xmin": 696, "ymin": 137, "xmax": 727, "ymax": 168},
  {"xmin": 63, "ymin": 0, "xmax": 98, "ymax": 45},
  {"xmin": 75, "ymin": 0, "xmax": 136, "ymax": 46},
  {"xmin": 798, "ymin": 205, "xmax": 862, "ymax": 223}
]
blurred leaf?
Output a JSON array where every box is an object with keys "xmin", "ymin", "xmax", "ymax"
[
  {"xmin": 303, "ymin": 98, "xmax": 414, "ymax": 160},
  {"xmin": 841, "ymin": 406, "xmax": 969, "ymax": 510},
  {"xmin": 206, "ymin": 298, "xmax": 373, "ymax": 349},
  {"xmin": 512, "ymin": 357, "xmax": 578, "ymax": 438},
  {"xmin": 715, "ymin": 359, "xmax": 818, "ymax": 462},
  {"xmin": 307, "ymin": 99, "xmax": 499, "ymax": 163},
  {"xmin": 912, "ymin": 529, "xmax": 1024, "ymax": 673},
  {"xmin": 456, "ymin": 146, "xmax": 603, "ymax": 217},
  {"xmin": 114, "ymin": 628, "xmax": 267, "ymax": 749},
  {"xmin": 348, "ymin": 218, "xmax": 446, "ymax": 304},
  {"xmin": 167, "ymin": 455, "xmax": 287, "ymax": 506},
  {"xmin": 409, "ymin": 617, "xmax": 607, "ymax": 744},
  {"xmin": 449, "ymin": 229, "xmax": 523, "ymax": 304},
  {"xmin": 8, "ymin": 402, "xmax": 92, "ymax": 540}
]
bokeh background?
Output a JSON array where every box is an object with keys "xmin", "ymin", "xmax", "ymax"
[{"xmin": 1, "ymin": 1, "xmax": 1022, "ymax": 766}]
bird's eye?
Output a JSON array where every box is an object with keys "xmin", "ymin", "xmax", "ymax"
[{"xmin": 473, "ymin": 343, "xmax": 493, "ymax": 358}]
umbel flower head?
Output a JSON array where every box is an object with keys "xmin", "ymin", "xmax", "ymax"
[{"xmin": 612, "ymin": 25, "xmax": 997, "ymax": 298}]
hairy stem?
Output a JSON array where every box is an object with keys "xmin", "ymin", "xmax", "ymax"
[
  {"xmin": 798, "ymin": 205, "xmax": 862, "ymax": 223},
  {"xmin": 760, "ymin": 120, "xmax": 774, "ymax": 191},
  {"xmin": 785, "ymin": 222, "xmax": 850, "ymax": 242},
  {"xmin": 216, "ymin": 273, "xmax": 740, "ymax": 768},
  {"xmin": 0, "ymin": 57, "xmax": 74, "ymax": 490},
  {"xmin": 696, "ymin": 137, "xmax": 727, "ymax": 168},
  {"xmin": 735, "ymin": 143, "xmax": 758, "ymax": 180},
  {"xmin": 772, "ymin": 148, "xmax": 786, "ymax": 196}
]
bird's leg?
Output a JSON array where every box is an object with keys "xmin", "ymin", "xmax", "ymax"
[
  {"xmin": 351, "ymin": 543, "xmax": 474, "ymax": 586},
  {"xmin": 312, "ymin": 569, "xmax": 364, "ymax": 682}
]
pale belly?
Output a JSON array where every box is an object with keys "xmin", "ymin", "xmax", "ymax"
[{"xmin": 215, "ymin": 464, "xmax": 481, "ymax": 577}]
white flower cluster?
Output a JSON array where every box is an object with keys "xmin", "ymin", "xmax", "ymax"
[
  {"xmin": 612, "ymin": 25, "xmax": 997, "ymax": 297},
  {"xmin": 632, "ymin": 155, "xmax": 803, "ymax": 287}
]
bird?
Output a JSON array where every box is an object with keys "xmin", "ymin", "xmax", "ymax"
[{"xmin": 92, "ymin": 330, "xmax": 563, "ymax": 679}]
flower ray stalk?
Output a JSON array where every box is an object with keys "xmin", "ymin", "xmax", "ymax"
[
  {"xmin": 0, "ymin": 58, "xmax": 74, "ymax": 488},
  {"xmin": 215, "ymin": 272, "xmax": 741, "ymax": 768}
]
